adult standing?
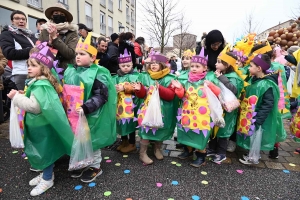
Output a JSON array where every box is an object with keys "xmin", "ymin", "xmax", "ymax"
[
  {"xmin": 169, "ymin": 55, "xmax": 177, "ymax": 73},
  {"xmin": 119, "ymin": 32, "xmax": 136, "ymax": 68},
  {"xmin": 77, "ymin": 23, "xmax": 92, "ymax": 40},
  {"xmin": 96, "ymin": 37, "xmax": 109, "ymax": 69},
  {"xmin": 134, "ymin": 37, "xmax": 145, "ymax": 72},
  {"xmin": 35, "ymin": 18, "xmax": 47, "ymax": 39},
  {"xmin": 203, "ymin": 30, "xmax": 225, "ymax": 71},
  {"xmin": 39, "ymin": 3, "xmax": 78, "ymax": 70},
  {"xmin": 0, "ymin": 10, "xmax": 36, "ymax": 90},
  {"xmin": 106, "ymin": 33, "xmax": 119, "ymax": 75}
]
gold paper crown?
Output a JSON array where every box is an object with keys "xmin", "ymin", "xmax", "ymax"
[
  {"xmin": 218, "ymin": 45, "xmax": 237, "ymax": 67},
  {"xmin": 252, "ymin": 41, "xmax": 272, "ymax": 55},
  {"xmin": 76, "ymin": 32, "xmax": 97, "ymax": 57},
  {"xmin": 182, "ymin": 49, "xmax": 196, "ymax": 58}
]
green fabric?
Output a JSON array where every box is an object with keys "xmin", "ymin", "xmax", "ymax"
[
  {"xmin": 239, "ymin": 65, "xmax": 251, "ymax": 82},
  {"xmin": 64, "ymin": 64, "xmax": 117, "ymax": 150},
  {"xmin": 177, "ymin": 69, "xmax": 189, "ymax": 85},
  {"xmin": 216, "ymin": 72, "xmax": 244, "ymax": 138},
  {"xmin": 24, "ymin": 79, "xmax": 74, "ymax": 170},
  {"xmin": 112, "ymin": 72, "xmax": 142, "ymax": 136},
  {"xmin": 236, "ymin": 78, "xmax": 282, "ymax": 150},
  {"xmin": 137, "ymin": 72, "xmax": 178, "ymax": 141}
]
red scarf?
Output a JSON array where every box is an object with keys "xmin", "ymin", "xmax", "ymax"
[{"xmin": 188, "ymin": 71, "xmax": 207, "ymax": 82}]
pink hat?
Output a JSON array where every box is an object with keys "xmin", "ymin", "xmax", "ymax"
[
  {"xmin": 119, "ymin": 48, "xmax": 132, "ymax": 64},
  {"xmin": 191, "ymin": 47, "xmax": 208, "ymax": 66},
  {"xmin": 150, "ymin": 51, "xmax": 168, "ymax": 63},
  {"xmin": 30, "ymin": 45, "xmax": 57, "ymax": 69}
]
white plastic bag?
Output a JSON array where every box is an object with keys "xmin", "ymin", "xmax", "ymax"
[
  {"xmin": 9, "ymin": 99, "xmax": 24, "ymax": 148},
  {"xmin": 141, "ymin": 87, "xmax": 164, "ymax": 128},
  {"xmin": 218, "ymin": 82, "xmax": 240, "ymax": 112},
  {"xmin": 287, "ymin": 69, "xmax": 295, "ymax": 95},
  {"xmin": 204, "ymin": 84, "xmax": 225, "ymax": 128},
  {"xmin": 248, "ymin": 126, "xmax": 263, "ymax": 164},
  {"xmin": 69, "ymin": 110, "xmax": 94, "ymax": 171}
]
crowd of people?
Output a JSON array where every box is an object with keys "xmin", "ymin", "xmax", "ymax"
[{"xmin": 0, "ymin": 2, "xmax": 300, "ymax": 197}]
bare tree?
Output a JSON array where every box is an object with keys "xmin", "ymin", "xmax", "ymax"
[
  {"xmin": 242, "ymin": 10, "xmax": 262, "ymax": 35},
  {"xmin": 140, "ymin": 0, "xmax": 179, "ymax": 53},
  {"xmin": 290, "ymin": 5, "xmax": 300, "ymax": 20}
]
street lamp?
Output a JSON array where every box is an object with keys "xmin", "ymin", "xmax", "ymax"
[{"xmin": 119, "ymin": 25, "xmax": 125, "ymax": 33}]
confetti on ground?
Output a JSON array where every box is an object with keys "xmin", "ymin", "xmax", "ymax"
[
  {"xmin": 289, "ymin": 163, "xmax": 296, "ymax": 167},
  {"xmin": 236, "ymin": 170, "xmax": 244, "ymax": 174},
  {"xmin": 88, "ymin": 182, "xmax": 96, "ymax": 187},
  {"xmin": 241, "ymin": 196, "xmax": 250, "ymax": 200},
  {"xmin": 192, "ymin": 195, "xmax": 200, "ymax": 200},
  {"xmin": 24, "ymin": 157, "xmax": 28, "ymax": 160},
  {"xmin": 176, "ymin": 163, "xmax": 181, "ymax": 167},
  {"xmin": 126, "ymin": 198, "xmax": 133, "ymax": 200},
  {"xmin": 12, "ymin": 151, "xmax": 18, "ymax": 154},
  {"xmin": 104, "ymin": 191, "xmax": 111, "ymax": 196},
  {"xmin": 115, "ymin": 163, "xmax": 121, "ymax": 166},
  {"xmin": 124, "ymin": 170, "xmax": 130, "ymax": 174},
  {"xmin": 104, "ymin": 156, "xmax": 109, "ymax": 159},
  {"xmin": 156, "ymin": 183, "xmax": 162, "ymax": 187},
  {"xmin": 201, "ymin": 180, "xmax": 208, "ymax": 185},
  {"xmin": 74, "ymin": 185, "xmax": 83, "ymax": 190},
  {"xmin": 171, "ymin": 161, "xmax": 177, "ymax": 164},
  {"xmin": 201, "ymin": 171, "xmax": 207, "ymax": 175},
  {"xmin": 106, "ymin": 160, "xmax": 112, "ymax": 163},
  {"xmin": 283, "ymin": 170, "xmax": 290, "ymax": 174},
  {"xmin": 123, "ymin": 155, "xmax": 128, "ymax": 158},
  {"xmin": 293, "ymin": 151, "xmax": 299, "ymax": 155},
  {"xmin": 21, "ymin": 153, "xmax": 26, "ymax": 158},
  {"xmin": 168, "ymin": 198, "xmax": 174, "ymax": 200},
  {"xmin": 0, "ymin": 188, "xmax": 2, "ymax": 193},
  {"xmin": 171, "ymin": 181, "xmax": 178, "ymax": 185}
]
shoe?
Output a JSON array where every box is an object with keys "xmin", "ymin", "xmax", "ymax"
[
  {"xmin": 175, "ymin": 143, "xmax": 185, "ymax": 149},
  {"xmin": 269, "ymin": 147, "xmax": 279, "ymax": 159},
  {"xmin": 30, "ymin": 178, "xmax": 54, "ymax": 196},
  {"xmin": 120, "ymin": 144, "xmax": 137, "ymax": 153},
  {"xmin": 154, "ymin": 142, "xmax": 164, "ymax": 160},
  {"xmin": 190, "ymin": 151, "xmax": 206, "ymax": 168},
  {"xmin": 139, "ymin": 141, "xmax": 153, "ymax": 165},
  {"xmin": 212, "ymin": 154, "xmax": 227, "ymax": 164},
  {"xmin": 71, "ymin": 167, "xmax": 89, "ymax": 178},
  {"xmin": 243, "ymin": 153, "xmax": 261, "ymax": 160},
  {"xmin": 80, "ymin": 167, "xmax": 103, "ymax": 183},
  {"xmin": 227, "ymin": 140, "xmax": 236, "ymax": 152},
  {"xmin": 206, "ymin": 149, "xmax": 216, "ymax": 157},
  {"xmin": 178, "ymin": 146, "xmax": 193, "ymax": 160},
  {"xmin": 117, "ymin": 139, "xmax": 129, "ymax": 151},
  {"xmin": 29, "ymin": 173, "xmax": 54, "ymax": 186},
  {"xmin": 239, "ymin": 158, "xmax": 259, "ymax": 165},
  {"xmin": 30, "ymin": 167, "xmax": 43, "ymax": 172},
  {"xmin": 295, "ymin": 148, "xmax": 300, "ymax": 153}
]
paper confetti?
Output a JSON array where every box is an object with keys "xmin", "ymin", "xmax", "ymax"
[
  {"xmin": 241, "ymin": 196, "xmax": 250, "ymax": 200},
  {"xmin": 192, "ymin": 195, "xmax": 200, "ymax": 200},
  {"xmin": 168, "ymin": 198, "xmax": 174, "ymax": 200},
  {"xmin": 123, "ymin": 155, "xmax": 128, "ymax": 158},
  {"xmin": 236, "ymin": 170, "xmax": 244, "ymax": 174},
  {"xmin": 171, "ymin": 161, "xmax": 177, "ymax": 164},
  {"xmin": 104, "ymin": 156, "xmax": 109, "ymax": 159},
  {"xmin": 176, "ymin": 163, "xmax": 181, "ymax": 167},
  {"xmin": 289, "ymin": 163, "xmax": 296, "ymax": 167},
  {"xmin": 104, "ymin": 191, "xmax": 112, "ymax": 196},
  {"xmin": 115, "ymin": 163, "xmax": 121, "ymax": 166},
  {"xmin": 126, "ymin": 198, "xmax": 133, "ymax": 200},
  {"xmin": 201, "ymin": 180, "xmax": 208, "ymax": 185},
  {"xmin": 88, "ymin": 182, "xmax": 96, "ymax": 187},
  {"xmin": 106, "ymin": 160, "xmax": 112, "ymax": 163},
  {"xmin": 293, "ymin": 151, "xmax": 299, "ymax": 155},
  {"xmin": 171, "ymin": 181, "xmax": 178, "ymax": 185},
  {"xmin": 283, "ymin": 170, "xmax": 290, "ymax": 174},
  {"xmin": 24, "ymin": 157, "xmax": 28, "ymax": 160},
  {"xmin": 124, "ymin": 170, "xmax": 130, "ymax": 174},
  {"xmin": 74, "ymin": 185, "xmax": 83, "ymax": 190},
  {"xmin": 21, "ymin": 153, "xmax": 26, "ymax": 158},
  {"xmin": 12, "ymin": 151, "xmax": 18, "ymax": 154},
  {"xmin": 156, "ymin": 183, "xmax": 162, "ymax": 187},
  {"xmin": 0, "ymin": 188, "xmax": 2, "ymax": 193},
  {"xmin": 201, "ymin": 171, "xmax": 207, "ymax": 175}
]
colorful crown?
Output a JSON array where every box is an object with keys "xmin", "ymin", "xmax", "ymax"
[
  {"xmin": 252, "ymin": 41, "xmax": 272, "ymax": 55},
  {"xmin": 232, "ymin": 49, "xmax": 248, "ymax": 63},
  {"xmin": 119, "ymin": 48, "xmax": 132, "ymax": 64},
  {"xmin": 182, "ymin": 49, "xmax": 196, "ymax": 58},
  {"xmin": 191, "ymin": 47, "xmax": 208, "ymax": 65},
  {"xmin": 76, "ymin": 32, "xmax": 97, "ymax": 57},
  {"xmin": 30, "ymin": 45, "xmax": 57, "ymax": 69},
  {"xmin": 218, "ymin": 45, "xmax": 237, "ymax": 67},
  {"xmin": 150, "ymin": 51, "xmax": 168, "ymax": 63},
  {"xmin": 252, "ymin": 54, "xmax": 270, "ymax": 71}
]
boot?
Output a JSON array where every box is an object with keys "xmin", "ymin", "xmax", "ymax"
[
  {"xmin": 139, "ymin": 142, "xmax": 153, "ymax": 165},
  {"xmin": 190, "ymin": 151, "xmax": 206, "ymax": 168},
  {"xmin": 120, "ymin": 143, "xmax": 137, "ymax": 153},
  {"xmin": 178, "ymin": 146, "xmax": 193, "ymax": 160},
  {"xmin": 154, "ymin": 141, "xmax": 164, "ymax": 160},
  {"xmin": 117, "ymin": 139, "xmax": 129, "ymax": 151}
]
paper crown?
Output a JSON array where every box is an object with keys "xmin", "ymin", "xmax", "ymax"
[
  {"xmin": 252, "ymin": 54, "xmax": 270, "ymax": 71},
  {"xmin": 119, "ymin": 48, "xmax": 132, "ymax": 64},
  {"xmin": 218, "ymin": 45, "xmax": 237, "ymax": 67},
  {"xmin": 30, "ymin": 45, "xmax": 57, "ymax": 69},
  {"xmin": 150, "ymin": 51, "xmax": 168, "ymax": 63},
  {"xmin": 252, "ymin": 41, "xmax": 272, "ymax": 55},
  {"xmin": 232, "ymin": 49, "xmax": 248, "ymax": 63},
  {"xmin": 76, "ymin": 32, "xmax": 97, "ymax": 57},
  {"xmin": 191, "ymin": 47, "xmax": 208, "ymax": 65},
  {"xmin": 182, "ymin": 49, "xmax": 196, "ymax": 58}
]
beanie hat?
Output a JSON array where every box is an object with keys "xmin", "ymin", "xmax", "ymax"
[{"xmin": 111, "ymin": 33, "xmax": 119, "ymax": 42}]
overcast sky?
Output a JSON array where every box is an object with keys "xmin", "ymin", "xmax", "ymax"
[{"xmin": 136, "ymin": 0, "xmax": 300, "ymax": 46}]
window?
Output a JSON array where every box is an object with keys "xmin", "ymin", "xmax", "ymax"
[
  {"xmin": 28, "ymin": 16, "xmax": 38, "ymax": 33},
  {"xmin": 0, "ymin": 7, "xmax": 13, "ymax": 33},
  {"xmin": 118, "ymin": 0, "xmax": 122, "ymax": 10},
  {"xmin": 126, "ymin": 5, "xmax": 130, "ymax": 24},
  {"xmin": 108, "ymin": 0, "xmax": 113, "ymax": 12},
  {"xmin": 27, "ymin": 0, "xmax": 42, "ymax": 9},
  {"xmin": 126, "ymin": 26, "xmax": 129, "ymax": 32},
  {"xmin": 131, "ymin": 0, "xmax": 135, "ymax": 7},
  {"xmin": 131, "ymin": 10, "xmax": 134, "ymax": 27},
  {"xmin": 100, "ymin": 11, "xmax": 106, "ymax": 35},
  {"xmin": 58, "ymin": 0, "xmax": 68, "ymax": 4},
  {"xmin": 85, "ymin": 2, "xmax": 93, "ymax": 29},
  {"xmin": 108, "ymin": 16, "xmax": 113, "ymax": 36},
  {"xmin": 100, "ymin": 0, "xmax": 106, "ymax": 7},
  {"xmin": 118, "ymin": 22, "xmax": 122, "ymax": 32}
]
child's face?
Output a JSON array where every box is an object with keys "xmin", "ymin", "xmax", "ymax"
[
  {"xmin": 27, "ymin": 59, "xmax": 42, "ymax": 78},
  {"xmin": 76, "ymin": 50, "xmax": 95, "ymax": 66},
  {"xmin": 190, "ymin": 62, "xmax": 206, "ymax": 74},
  {"xmin": 249, "ymin": 62, "xmax": 261, "ymax": 76},
  {"xmin": 119, "ymin": 62, "xmax": 133, "ymax": 74},
  {"xmin": 150, "ymin": 61, "xmax": 160, "ymax": 72},
  {"xmin": 182, "ymin": 56, "xmax": 191, "ymax": 68},
  {"xmin": 215, "ymin": 59, "xmax": 226, "ymax": 71},
  {"xmin": 236, "ymin": 58, "xmax": 243, "ymax": 68}
]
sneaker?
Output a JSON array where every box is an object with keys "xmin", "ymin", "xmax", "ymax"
[
  {"xmin": 243, "ymin": 153, "xmax": 261, "ymax": 160},
  {"xmin": 212, "ymin": 154, "xmax": 227, "ymax": 164},
  {"xmin": 227, "ymin": 140, "xmax": 236, "ymax": 152},
  {"xmin": 269, "ymin": 147, "xmax": 279, "ymax": 159},
  {"xmin": 239, "ymin": 158, "xmax": 259, "ymax": 165},
  {"xmin": 30, "ymin": 178, "xmax": 54, "ymax": 196},
  {"xmin": 29, "ymin": 173, "xmax": 54, "ymax": 186},
  {"xmin": 71, "ymin": 167, "xmax": 89, "ymax": 178},
  {"xmin": 80, "ymin": 167, "xmax": 103, "ymax": 183},
  {"xmin": 206, "ymin": 149, "xmax": 216, "ymax": 157},
  {"xmin": 30, "ymin": 167, "xmax": 43, "ymax": 172}
]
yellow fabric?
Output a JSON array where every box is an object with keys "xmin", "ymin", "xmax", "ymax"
[
  {"xmin": 252, "ymin": 42, "xmax": 272, "ymax": 55},
  {"xmin": 148, "ymin": 68, "xmax": 170, "ymax": 80},
  {"xmin": 291, "ymin": 49, "xmax": 300, "ymax": 98},
  {"xmin": 218, "ymin": 44, "xmax": 237, "ymax": 67},
  {"xmin": 183, "ymin": 49, "xmax": 196, "ymax": 58},
  {"xmin": 233, "ymin": 65, "xmax": 249, "ymax": 87},
  {"xmin": 76, "ymin": 32, "xmax": 97, "ymax": 56},
  {"xmin": 116, "ymin": 82, "xmax": 135, "ymax": 120}
]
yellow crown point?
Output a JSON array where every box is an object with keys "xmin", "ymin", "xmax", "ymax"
[
  {"xmin": 76, "ymin": 32, "xmax": 97, "ymax": 57},
  {"xmin": 182, "ymin": 49, "xmax": 196, "ymax": 58},
  {"xmin": 218, "ymin": 44, "xmax": 236, "ymax": 67},
  {"xmin": 80, "ymin": 82, "xmax": 85, "ymax": 89}
]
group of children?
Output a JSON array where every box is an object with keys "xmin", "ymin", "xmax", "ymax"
[{"xmin": 8, "ymin": 32, "xmax": 298, "ymax": 196}]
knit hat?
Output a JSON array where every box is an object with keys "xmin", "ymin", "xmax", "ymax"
[
  {"xmin": 191, "ymin": 47, "xmax": 208, "ymax": 66},
  {"xmin": 251, "ymin": 54, "xmax": 270, "ymax": 71},
  {"xmin": 119, "ymin": 48, "xmax": 132, "ymax": 64},
  {"xmin": 76, "ymin": 32, "xmax": 97, "ymax": 57},
  {"xmin": 111, "ymin": 33, "xmax": 119, "ymax": 42}
]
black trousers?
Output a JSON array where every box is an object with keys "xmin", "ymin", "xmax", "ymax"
[{"xmin": 121, "ymin": 132, "xmax": 136, "ymax": 144}]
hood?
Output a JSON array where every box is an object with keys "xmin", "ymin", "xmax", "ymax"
[{"xmin": 252, "ymin": 72, "xmax": 279, "ymax": 85}]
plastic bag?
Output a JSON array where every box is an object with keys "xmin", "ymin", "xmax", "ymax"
[
  {"xmin": 68, "ymin": 110, "xmax": 94, "ymax": 171},
  {"xmin": 248, "ymin": 126, "xmax": 263, "ymax": 164},
  {"xmin": 204, "ymin": 84, "xmax": 225, "ymax": 128},
  {"xmin": 218, "ymin": 82, "xmax": 240, "ymax": 113},
  {"xmin": 287, "ymin": 69, "xmax": 295, "ymax": 95},
  {"xmin": 9, "ymin": 98, "xmax": 24, "ymax": 148},
  {"xmin": 141, "ymin": 87, "xmax": 164, "ymax": 128}
]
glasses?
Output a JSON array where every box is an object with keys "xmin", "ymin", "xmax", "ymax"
[
  {"xmin": 211, "ymin": 43, "xmax": 222, "ymax": 48},
  {"xmin": 13, "ymin": 17, "xmax": 26, "ymax": 21}
]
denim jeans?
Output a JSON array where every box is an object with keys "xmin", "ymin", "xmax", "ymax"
[
  {"xmin": 89, "ymin": 149, "xmax": 102, "ymax": 169},
  {"xmin": 42, "ymin": 164, "xmax": 54, "ymax": 180}
]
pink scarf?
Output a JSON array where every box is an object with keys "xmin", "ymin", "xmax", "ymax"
[{"xmin": 188, "ymin": 71, "xmax": 207, "ymax": 82}]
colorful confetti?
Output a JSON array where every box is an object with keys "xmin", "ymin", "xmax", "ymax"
[
  {"xmin": 192, "ymin": 195, "xmax": 200, "ymax": 200},
  {"xmin": 12, "ymin": 151, "xmax": 18, "ymax": 154},
  {"xmin": 171, "ymin": 181, "xmax": 178, "ymax": 185},
  {"xmin": 74, "ymin": 185, "xmax": 83, "ymax": 190},
  {"xmin": 289, "ymin": 163, "xmax": 296, "ymax": 167},
  {"xmin": 88, "ymin": 182, "xmax": 96, "ymax": 187},
  {"xmin": 115, "ymin": 163, "xmax": 121, "ymax": 166},
  {"xmin": 283, "ymin": 170, "xmax": 290, "ymax": 174},
  {"xmin": 156, "ymin": 182, "xmax": 162, "ymax": 187},
  {"xmin": 241, "ymin": 196, "xmax": 250, "ymax": 200},
  {"xmin": 201, "ymin": 180, "xmax": 208, "ymax": 185},
  {"xmin": 123, "ymin": 155, "xmax": 128, "ymax": 158},
  {"xmin": 106, "ymin": 160, "xmax": 112, "ymax": 163},
  {"xmin": 236, "ymin": 170, "xmax": 244, "ymax": 174},
  {"xmin": 104, "ymin": 156, "xmax": 109, "ymax": 159},
  {"xmin": 24, "ymin": 157, "xmax": 28, "ymax": 160},
  {"xmin": 167, "ymin": 198, "xmax": 174, "ymax": 200},
  {"xmin": 293, "ymin": 151, "xmax": 299, "ymax": 155},
  {"xmin": 171, "ymin": 161, "xmax": 177, "ymax": 164},
  {"xmin": 124, "ymin": 170, "xmax": 130, "ymax": 174},
  {"xmin": 176, "ymin": 163, "xmax": 182, "ymax": 167},
  {"xmin": 104, "ymin": 191, "xmax": 112, "ymax": 196},
  {"xmin": 201, "ymin": 171, "xmax": 207, "ymax": 175}
]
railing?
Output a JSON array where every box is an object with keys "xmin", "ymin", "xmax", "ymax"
[
  {"xmin": 131, "ymin": 18, "xmax": 135, "ymax": 27},
  {"xmin": 108, "ymin": 0, "xmax": 113, "ymax": 12},
  {"xmin": 131, "ymin": 0, "xmax": 135, "ymax": 6},
  {"xmin": 108, "ymin": 26, "xmax": 113, "ymax": 36},
  {"xmin": 85, "ymin": 15, "xmax": 93, "ymax": 29},
  {"xmin": 126, "ymin": 15, "xmax": 130, "ymax": 24},
  {"xmin": 27, "ymin": 0, "xmax": 42, "ymax": 8},
  {"xmin": 100, "ymin": 0, "xmax": 106, "ymax": 7},
  {"xmin": 100, "ymin": 23, "xmax": 106, "ymax": 35}
]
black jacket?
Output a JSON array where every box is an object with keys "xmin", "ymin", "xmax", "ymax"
[
  {"xmin": 169, "ymin": 60, "xmax": 177, "ymax": 73},
  {"xmin": 107, "ymin": 42, "xmax": 119, "ymax": 74},
  {"xmin": 97, "ymin": 52, "xmax": 110, "ymax": 69},
  {"xmin": 119, "ymin": 41, "xmax": 136, "ymax": 67}
]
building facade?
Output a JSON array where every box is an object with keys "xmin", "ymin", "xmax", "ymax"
[
  {"xmin": 0, "ymin": 0, "xmax": 136, "ymax": 38},
  {"xmin": 173, "ymin": 32, "xmax": 197, "ymax": 50}
]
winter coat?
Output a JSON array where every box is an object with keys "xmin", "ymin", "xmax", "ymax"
[
  {"xmin": 0, "ymin": 48, "xmax": 7, "ymax": 90},
  {"xmin": 119, "ymin": 41, "xmax": 136, "ymax": 67},
  {"xmin": 134, "ymin": 42, "xmax": 143, "ymax": 57},
  {"xmin": 107, "ymin": 42, "xmax": 119, "ymax": 74}
]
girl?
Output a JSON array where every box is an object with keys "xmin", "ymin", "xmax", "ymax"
[
  {"xmin": 7, "ymin": 45, "xmax": 74, "ymax": 196},
  {"xmin": 113, "ymin": 49, "xmax": 141, "ymax": 153},
  {"xmin": 176, "ymin": 49, "xmax": 195, "ymax": 84},
  {"xmin": 133, "ymin": 52, "xmax": 177, "ymax": 165},
  {"xmin": 171, "ymin": 47, "xmax": 221, "ymax": 167},
  {"xmin": 207, "ymin": 50, "xmax": 244, "ymax": 163}
]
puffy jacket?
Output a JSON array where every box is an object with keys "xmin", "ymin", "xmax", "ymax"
[
  {"xmin": 107, "ymin": 42, "xmax": 119, "ymax": 74},
  {"xmin": 134, "ymin": 42, "xmax": 143, "ymax": 57}
]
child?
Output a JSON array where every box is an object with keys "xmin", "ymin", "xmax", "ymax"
[
  {"xmin": 7, "ymin": 45, "xmax": 74, "ymax": 196},
  {"xmin": 237, "ymin": 54, "xmax": 284, "ymax": 165},
  {"xmin": 113, "ymin": 49, "xmax": 140, "ymax": 153},
  {"xmin": 207, "ymin": 49, "xmax": 244, "ymax": 163},
  {"xmin": 64, "ymin": 33, "xmax": 117, "ymax": 182},
  {"xmin": 171, "ymin": 47, "xmax": 221, "ymax": 167},
  {"xmin": 133, "ymin": 52, "xmax": 177, "ymax": 165},
  {"xmin": 176, "ymin": 49, "xmax": 195, "ymax": 84}
]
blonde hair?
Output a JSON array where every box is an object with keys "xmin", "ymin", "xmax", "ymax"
[
  {"xmin": 27, "ymin": 58, "xmax": 60, "ymax": 94},
  {"xmin": 146, "ymin": 62, "xmax": 168, "ymax": 71}
]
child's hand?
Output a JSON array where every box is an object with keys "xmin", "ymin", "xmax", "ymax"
[
  {"xmin": 155, "ymin": 81, "xmax": 159, "ymax": 88},
  {"xmin": 204, "ymin": 80, "xmax": 212, "ymax": 86},
  {"xmin": 76, "ymin": 107, "xmax": 83, "ymax": 114},
  {"xmin": 132, "ymin": 82, "xmax": 141, "ymax": 91},
  {"xmin": 115, "ymin": 84, "xmax": 124, "ymax": 92},
  {"xmin": 171, "ymin": 80, "xmax": 182, "ymax": 89},
  {"xmin": 18, "ymin": 90, "xmax": 24, "ymax": 94},
  {"xmin": 7, "ymin": 89, "xmax": 17, "ymax": 99},
  {"xmin": 215, "ymin": 69, "xmax": 222, "ymax": 78}
]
